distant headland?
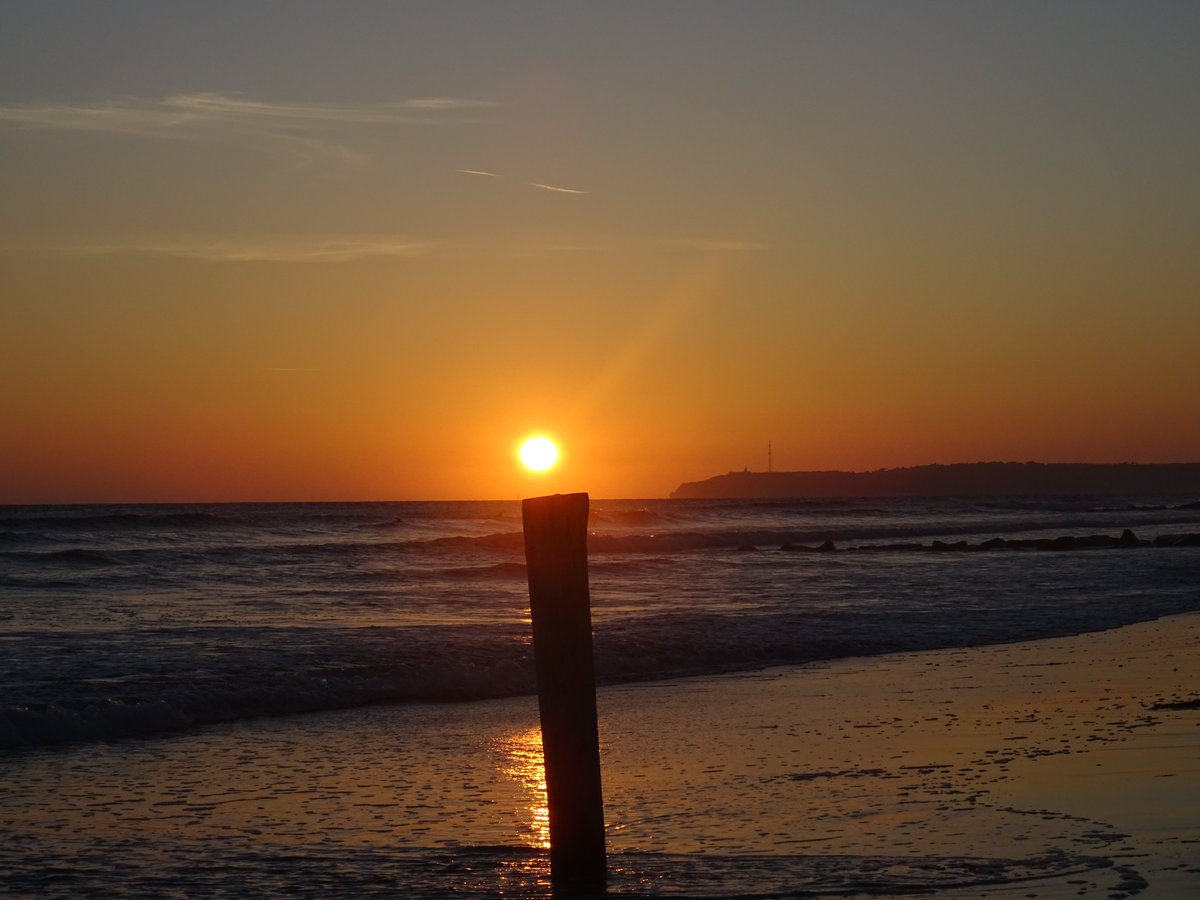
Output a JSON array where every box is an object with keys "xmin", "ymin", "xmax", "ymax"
[{"xmin": 670, "ymin": 462, "xmax": 1200, "ymax": 500}]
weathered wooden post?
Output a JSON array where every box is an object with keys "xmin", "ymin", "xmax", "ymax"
[{"xmin": 522, "ymin": 492, "xmax": 606, "ymax": 895}]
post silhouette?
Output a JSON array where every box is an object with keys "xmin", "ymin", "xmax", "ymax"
[{"xmin": 522, "ymin": 492, "xmax": 606, "ymax": 894}]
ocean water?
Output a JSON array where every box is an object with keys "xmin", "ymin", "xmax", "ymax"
[
  {"xmin": 4, "ymin": 496, "xmax": 1199, "ymax": 754},
  {"xmin": 2, "ymin": 495, "xmax": 1199, "ymax": 896}
]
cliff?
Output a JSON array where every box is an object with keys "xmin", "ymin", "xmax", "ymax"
[{"xmin": 669, "ymin": 462, "xmax": 1200, "ymax": 499}]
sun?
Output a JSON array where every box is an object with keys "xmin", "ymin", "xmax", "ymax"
[{"xmin": 519, "ymin": 437, "xmax": 558, "ymax": 472}]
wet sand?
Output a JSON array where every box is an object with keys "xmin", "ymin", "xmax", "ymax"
[
  {"xmin": 1, "ymin": 613, "xmax": 1196, "ymax": 897},
  {"xmin": 599, "ymin": 612, "xmax": 1199, "ymax": 897}
]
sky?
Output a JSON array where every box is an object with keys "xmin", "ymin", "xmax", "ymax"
[{"xmin": 2, "ymin": 1, "xmax": 1198, "ymax": 503}]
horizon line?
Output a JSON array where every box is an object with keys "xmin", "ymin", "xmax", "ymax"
[{"xmin": 6, "ymin": 460, "xmax": 1200, "ymax": 508}]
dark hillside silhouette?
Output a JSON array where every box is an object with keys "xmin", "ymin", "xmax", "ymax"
[{"xmin": 671, "ymin": 462, "xmax": 1200, "ymax": 499}]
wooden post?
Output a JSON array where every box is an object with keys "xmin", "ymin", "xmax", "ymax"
[{"xmin": 522, "ymin": 492, "xmax": 606, "ymax": 895}]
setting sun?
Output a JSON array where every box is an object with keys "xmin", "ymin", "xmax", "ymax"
[{"xmin": 519, "ymin": 437, "xmax": 559, "ymax": 472}]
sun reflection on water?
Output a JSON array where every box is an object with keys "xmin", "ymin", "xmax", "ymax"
[{"xmin": 495, "ymin": 727, "xmax": 551, "ymax": 850}]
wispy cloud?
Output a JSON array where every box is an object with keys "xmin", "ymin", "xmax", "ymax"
[
  {"xmin": 455, "ymin": 168, "xmax": 587, "ymax": 195},
  {"xmin": 0, "ymin": 93, "xmax": 495, "ymax": 160},
  {"xmin": 531, "ymin": 182, "xmax": 587, "ymax": 195},
  {"xmin": 62, "ymin": 235, "xmax": 433, "ymax": 263},
  {"xmin": 406, "ymin": 98, "xmax": 494, "ymax": 111}
]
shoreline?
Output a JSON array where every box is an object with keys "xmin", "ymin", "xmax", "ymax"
[
  {"xmin": 1, "ymin": 614, "xmax": 1196, "ymax": 897},
  {"xmin": 594, "ymin": 611, "xmax": 1200, "ymax": 897}
]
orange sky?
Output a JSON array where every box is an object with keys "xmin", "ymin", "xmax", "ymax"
[{"xmin": 2, "ymin": 3, "xmax": 1198, "ymax": 502}]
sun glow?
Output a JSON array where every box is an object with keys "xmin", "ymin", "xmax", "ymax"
[{"xmin": 519, "ymin": 437, "xmax": 558, "ymax": 472}]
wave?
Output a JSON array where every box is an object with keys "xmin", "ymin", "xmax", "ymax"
[
  {"xmin": 430, "ymin": 558, "xmax": 674, "ymax": 581},
  {"xmin": 585, "ymin": 523, "xmax": 1199, "ymax": 555},
  {"xmin": 403, "ymin": 531, "xmax": 525, "ymax": 553},
  {"xmin": 7, "ymin": 498, "xmax": 1198, "ymax": 553},
  {"xmin": 360, "ymin": 516, "xmax": 410, "ymax": 529},
  {"xmin": 1, "ymin": 548, "xmax": 122, "ymax": 567},
  {"xmin": 0, "ymin": 531, "xmax": 54, "ymax": 545},
  {"xmin": 8, "ymin": 568, "xmax": 1200, "ymax": 755},
  {"xmin": 5, "ymin": 498, "xmax": 1200, "ymax": 756},
  {"xmin": 0, "ymin": 841, "xmax": 1115, "ymax": 898},
  {"xmin": 386, "ymin": 505, "xmax": 1200, "ymax": 556},
  {"xmin": 589, "ymin": 507, "xmax": 677, "ymax": 527},
  {"xmin": 0, "ymin": 626, "xmax": 537, "ymax": 753},
  {"xmin": 0, "ymin": 511, "xmax": 236, "ymax": 532},
  {"xmin": 437, "ymin": 562, "xmax": 528, "ymax": 580}
]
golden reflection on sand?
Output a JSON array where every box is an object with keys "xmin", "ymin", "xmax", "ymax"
[{"xmin": 495, "ymin": 726, "xmax": 550, "ymax": 850}]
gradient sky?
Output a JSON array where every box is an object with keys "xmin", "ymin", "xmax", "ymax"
[{"xmin": 3, "ymin": 1, "xmax": 1198, "ymax": 502}]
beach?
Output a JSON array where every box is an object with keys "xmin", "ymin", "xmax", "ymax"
[
  {"xmin": 6, "ymin": 3, "xmax": 1200, "ymax": 896},
  {"xmin": 3, "ymin": 612, "xmax": 1196, "ymax": 897}
]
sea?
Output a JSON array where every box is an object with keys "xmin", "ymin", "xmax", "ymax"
[{"xmin": 2, "ymin": 495, "xmax": 1199, "ymax": 896}]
